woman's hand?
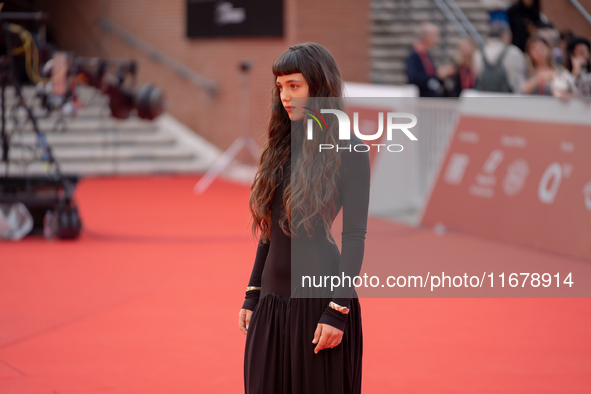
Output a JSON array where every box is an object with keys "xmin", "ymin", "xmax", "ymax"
[
  {"xmin": 536, "ymin": 69, "xmax": 555, "ymax": 84},
  {"xmin": 522, "ymin": 69, "xmax": 555, "ymax": 94},
  {"xmin": 238, "ymin": 308, "xmax": 253, "ymax": 335},
  {"xmin": 437, "ymin": 64, "xmax": 457, "ymax": 81},
  {"xmin": 312, "ymin": 323, "xmax": 344, "ymax": 354}
]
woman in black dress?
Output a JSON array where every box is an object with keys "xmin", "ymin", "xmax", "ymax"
[{"xmin": 238, "ymin": 42, "xmax": 370, "ymax": 394}]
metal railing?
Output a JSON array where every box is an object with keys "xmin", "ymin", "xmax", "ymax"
[
  {"xmin": 431, "ymin": 0, "xmax": 485, "ymax": 48},
  {"xmin": 364, "ymin": 96, "xmax": 459, "ymax": 225},
  {"xmin": 412, "ymin": 98, "xmax": 459, "ymax": 202},
  {"xmin": 568, "ymin": 0, "xmax": 591, "ymax": 26},
  {"xmin": 444, "ymin": 0, "xmax": 485, "ymax": 47},
  {"xmin": 432, "ymin": 0, "xmax": 469, "ymax": 37},
  {"xmin": 98, "ymin": 17, "xmax": 217, "ymax": 95}
]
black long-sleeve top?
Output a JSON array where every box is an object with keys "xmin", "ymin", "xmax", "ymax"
[{"xmin": 242, "ymin": 134, "xmax": 371, "ymax": 332}]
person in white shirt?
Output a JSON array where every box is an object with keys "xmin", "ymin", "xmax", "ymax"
[{"xmin": 522, "ymin": 35, "xmax": 579, "ymax": 97}]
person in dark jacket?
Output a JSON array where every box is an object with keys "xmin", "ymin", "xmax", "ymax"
[
  {"xmin": 405, "ymin": 22, "xmax": 456, "ymax": 97},
  {"xmin": 506, "ymin": 0, "xmax": 553, "ymax": 52}
]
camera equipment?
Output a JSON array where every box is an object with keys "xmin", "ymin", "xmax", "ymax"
[
  {"xmin": 0, "ymin": 10, "xmax": 165, "ymax": 239},
  {"xmin": 0, "ymin": 11, "xmax": 81, "ymax": 239},
  {"xmin": 74, "ymin": 57, "xmax": 165, "ymax": 120},
  {"xmin": 35, "ymin": 54, "xmax": 165, "ymax": 121}
]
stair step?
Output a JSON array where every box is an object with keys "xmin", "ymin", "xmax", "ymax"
[
  {"xmin": 372, "ymin": 0, "xmax": 490, "ymax": 11},
  {"xmin": 7, "ymin": 132, "xmax": 176, "ymax": 148},
  {"xmin": 371, "ymin": 46, "xmax": 479, "ymax": 61},
  {"xmin": 7, "ymin": 146, "xmax": 197, "ymax": 163},
  {"xmin": 371, "ymin": 10, "xmax": 489, "ymax": 22},
  {"xmin": 370, "ymin": 48, "xmax": 411, "ymax": 58},
  {"xmin": 372, "ymin": 22, "xmax": 489, "ymax": 34},
  {"xmin": 372, "ymin": 35, "xmax": 468, "ymax": 46},
  {"xmin": 372, "ymin": 60, "xmax": 406, "ymax": 72},
  {"xmin": 6, "ymin": 118, "xmax": 159, "ymax": 133},
  {"xmin": 370, "ymin": 73, "xmax": 409, "ymax": 84},
  {"xmin": 0, "ymin": 160, "xmax": 213, "ymax": 177}
]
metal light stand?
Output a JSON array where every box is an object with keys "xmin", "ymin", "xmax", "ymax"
[{"xmin": 193, "ymin": 60, "xmax": 260, "ymax": 195}]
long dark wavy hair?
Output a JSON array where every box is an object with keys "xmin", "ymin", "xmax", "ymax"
[
  {"xmin": 565, "ymin": 37, "xmax": 591, "ymax": 74},
  {"xmin": 249, "ymin": 42, "xmax": 347, "ymax": 245}
]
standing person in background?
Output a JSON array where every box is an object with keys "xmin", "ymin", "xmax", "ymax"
[
  {"xmin": 473, "ymin": 21, "xmax": 527, "ymax": 93},
  {"xmin": 405, "ymin": 22, "xmax": 456, "ymax": 97},
  {"xmin": 521, "ymin": 35, "xmax": 579, "ymax": 97},
  {"xmin": 566, "ymin": 37, "xmax": 591, "ymax": 97},
  {"xmin": 536, "ymin": 27, "xmax": 563, "ymax": 66},
  {"xmin": 506, "ymin": 0, "xmax": 553, "ymax": 52},
  {"xmin": 444, "ymin": 38, "xmax": 477, "ymax": 97}
]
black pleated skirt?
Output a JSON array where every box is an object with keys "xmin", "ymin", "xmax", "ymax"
[{"xmin": 244, "ymin": 287, "xmax": 363, "ymax": 394}]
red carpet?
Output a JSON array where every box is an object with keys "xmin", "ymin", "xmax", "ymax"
[{"xmin": 1, "ymin": 175, "xmax": 590, "ymax": 393}]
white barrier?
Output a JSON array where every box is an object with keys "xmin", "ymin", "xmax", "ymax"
[
  {"xmin": 343, "ymin": 82, "xmax": 459, "ymax": 224},
  {"xmin": 344, "ymin": 82, "xmax": 419, "ymax": 98},
  {"xmin": 343, "ymin": 83, "xmax": 423, "ymax": 222},
  {"xmin": 337, "ymin": 86, "xmax": 591, "ymax": 227}
]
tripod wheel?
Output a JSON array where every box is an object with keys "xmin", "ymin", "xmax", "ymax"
[{"xmin": 56, "ymin": 200, "xmax": 82, "ymax": 240}]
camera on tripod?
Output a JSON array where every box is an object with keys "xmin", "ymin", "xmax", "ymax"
[
  {"xmin": 35, "ymin": 53, "xmax": 165, "ymax": 121},
  {"xmin": 0, "ymin": 10, "xmax": 165, "ymax": 240},
  {"xmin": 74, "ymin": 57, "xmax": 164, "ymax": 120}
]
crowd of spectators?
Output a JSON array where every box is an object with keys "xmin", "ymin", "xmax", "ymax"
[{"xmin": 405, "ymin": 0, "xmax": 591, "ymax": 98}]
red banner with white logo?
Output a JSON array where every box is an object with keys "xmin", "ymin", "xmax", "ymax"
[{"xmin": 421, "ymin": 116, "xmax": 591, "ymax": 261}]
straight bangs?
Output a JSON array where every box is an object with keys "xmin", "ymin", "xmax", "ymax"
[{"xmin": 272, "ymin": 50, "xmax": 301, "ymax": 77}]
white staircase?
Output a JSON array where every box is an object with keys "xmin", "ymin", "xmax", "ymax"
[
  {"xmin": 0, "ymin": 85, "xmax": 255, "ymax": 184},
  {"xmin": 371, "ymin": 0, "xmax": 490, "ymax": 85}
]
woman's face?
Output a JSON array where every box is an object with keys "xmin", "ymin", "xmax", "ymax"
[
  {"xmin": 573, "ymin": 43, "xmax": 590, "ymax": 62},
  {"xmin": 458, "ymin": 39, "xmax": 475, "ymax": 63},
  {"xmin": 529, "ymin": 41, "xmax": 550, "ymax": 67},
  {"xmin": 276, "ymin": 73, "xmax": 310, "ymax": 121}
]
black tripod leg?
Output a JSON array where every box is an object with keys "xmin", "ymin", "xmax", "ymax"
[
  {"xmin": 1, "ymin": 75, "xmax": 7, "ymax": 167},
  {"xmin": 3, "ymin": 23, "xmax": 63, "ymax": 172},
  {"xmin": 2, "ymin": 22, "xmax": 73, "ymax": 201}
]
